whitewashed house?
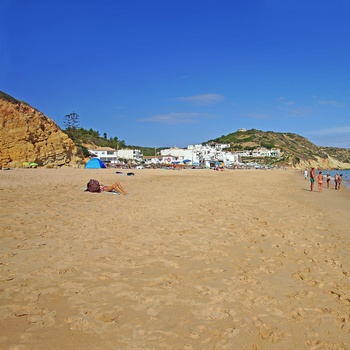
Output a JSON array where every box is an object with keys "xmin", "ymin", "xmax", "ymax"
[
  {"xmin": 143, "ymin": 156, "xmax": 162, "ymax": 165},
  {"xmin": 88, "ymin": 147, "xmax": 145, "ymax": 164},
  {"xmin": 160, "ymin": 147, "xmax": 200, "ymax": 165},
  {"xmin": 235, "ymin": 148, "xmax": 281, "ymax": 158},
  {"xmin": 252, "ymin": 147, "xmax": 281, "ymax": 157},
  {"xmin": 88, "ymin": 147, "xmax": 118, "ymax": 163},
  {"xmin": 117, "ymin": 149, "xmax": 144, "ymax": 162}
]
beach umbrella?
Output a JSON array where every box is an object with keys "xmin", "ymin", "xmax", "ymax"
[
  {"xmin": 182, "ymin": 159, "xmax": 191, "ymax": 163},
  {"xmin": 29, "ymin": 162, "xmax": 38, "ymax": 168}
]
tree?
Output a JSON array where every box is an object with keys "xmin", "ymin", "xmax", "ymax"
[
  {"xmin": 103, "ymin": 132, "xmax": 107, "ymax": 139},
  {"xmin": 118, "ymin": 139, "xmax": 126, "ymax": 149},
  {"xmin": 109, "ymin": 136, "xmax": 119, "ymax": 149},
  {"xmin": 63, "ymin": 112, "xmax": 80, "ymax": 142},
  {"xmin": 63, "ymin": 112, "xmax": 80, "ymax": 130}
]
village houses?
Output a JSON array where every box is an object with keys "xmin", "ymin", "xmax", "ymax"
[{"xmin": 88, "ymin": 144, "xmax": 280, "ymax": 167}]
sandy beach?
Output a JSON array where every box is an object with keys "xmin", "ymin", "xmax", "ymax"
[{"xmin": 1, "ymin": 167, "xmax": 349, "ymax": 350}]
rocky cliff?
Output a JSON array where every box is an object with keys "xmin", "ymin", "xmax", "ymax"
[{"xmin": 0, "ymin": 91, "xmax": 83, "ymax": 168}]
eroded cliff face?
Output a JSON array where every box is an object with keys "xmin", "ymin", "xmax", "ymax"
[
  {"xmin": 297, "ymin": 156, "xmax": 350, "ymax": 170},
  {"xmin": 0, "ymin": 96, "xmax": 82, "ymax": 167}
]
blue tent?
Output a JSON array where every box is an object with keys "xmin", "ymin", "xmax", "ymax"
[{"xmin": 85, "ymin": 158, "xmax": 106, "ymax": 169}]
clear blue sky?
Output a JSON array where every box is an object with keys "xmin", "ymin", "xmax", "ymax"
[{"xmin": 1, "ymin": 0, "xmax": 350, "ymax": 148}]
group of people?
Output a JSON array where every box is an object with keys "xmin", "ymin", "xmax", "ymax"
[
  {"xmin": 307, "ymin": 168, "xmax": 343, "ymax": 192},
  {"xmin": 333, "ymin": 173, "xmax": 343, "ymax": 190}
]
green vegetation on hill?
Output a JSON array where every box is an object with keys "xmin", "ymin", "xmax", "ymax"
[
  {"xmin": 320, "ymin": 146, "xmax": 350, "ymax": 164},
  {"xmin": 206, "ymin": 128, "xmax": 346, "ymax": 167},
  {"xmin": 62, "ymin": 127, "xmax": 121, "ymax": 156},
  {"xmin": 61, "ymin": 112, "xmax": 160, "ymax": 156},
  {"xmin": 62, "ymin": 126, "xmax": 160, "ymax": 156}
]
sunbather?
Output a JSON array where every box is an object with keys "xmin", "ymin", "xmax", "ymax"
[{"xmin": 100, "ymin": 181, "xmax": 127, "ymax": 195}]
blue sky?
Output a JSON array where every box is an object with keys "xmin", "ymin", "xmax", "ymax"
[{"xmin": 1, "ymin": 0, "xmax": 350, "ymax": 148}]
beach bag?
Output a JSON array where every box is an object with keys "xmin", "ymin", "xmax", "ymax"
[{"xmin": 86, "ymin": 179, "xmax": 101, "ymax": 192}]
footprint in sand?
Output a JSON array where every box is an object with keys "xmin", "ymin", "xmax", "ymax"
[{"xmin": 252, "ymin": 317, "xmax": 285, "ymax": 343}]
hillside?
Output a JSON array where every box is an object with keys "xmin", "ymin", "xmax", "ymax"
[
  {"xmin": 1, "ymin": 89, "xmax": 349, "ymax": 169},
  {"xmin": 0, "ymin": 91, "xmax": 83, "ymax": 167},
  {"xmin": 208, "ymin": 129, "xmax": 350, "ymax": 169},
  {"xmin": 319, "ymin": 146, "xmax": 350, "ymax": 164}
]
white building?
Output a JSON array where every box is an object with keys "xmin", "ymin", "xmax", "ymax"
[
  {"xmin": 251, "ymin": 148, "xmax": 281, "ymax": 157},
  {"xmin": 88, "ymin": 147, "xmax": 118, "ymax": 163},
  {"xmin": 117, "ymin": 149, "xmax": 143, "ymax": 161},
  {"xmin": 143, "ymin": 156, "xmax": 163, "ymax": 165},
  {"xmin": 160, "ymin": 147, "xmax": 185, "ymax": 158},
  {"xmin": 89, "ymin": 144, "xmax": 279, "ymax": 167},
  {"xmin": 160, "ymin": 144, "xmax": 240, "ymax": 167},
  {"xmin": 88, "ymin": 147, "xmax": 145, "ymax": 163},
  {"xmin": 160, "ymin": 147, "xmax": 201, "ymax": 164}
]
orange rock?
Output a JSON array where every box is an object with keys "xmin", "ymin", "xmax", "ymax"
[{"xmin": 0, "ymin": 92, "xmax": 83, "ymax": 168}]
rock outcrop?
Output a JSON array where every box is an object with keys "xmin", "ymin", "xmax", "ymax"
[
  {"xmin": 295, "ymin": 156, "xmax": 350, "ymax": 170},
  {"xmin": 0, "ymin": 91, "xmax": 83, "ymax": 168}
]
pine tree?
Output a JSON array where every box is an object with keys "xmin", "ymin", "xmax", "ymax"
[{"xmin": 63, "ymin": 112, "xmax": 80, "ymax": 141}]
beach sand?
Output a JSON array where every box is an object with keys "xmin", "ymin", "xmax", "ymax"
[{"xmin": 1, "ymin": 168, "xmax": 349, "ymax": 350}]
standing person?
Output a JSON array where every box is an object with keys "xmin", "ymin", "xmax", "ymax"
[
  {"xmin": 310, "ymin": 168, "xmax": 315, "ymax": 192},
  {"xmin": 317, "ymin": 171, "xmax": 323, "ymax": 192},
  {"xmin": 338, "ymin": 174, "xmax": 343, "ymax": 190},
  {"xmin": 326, "ymin": 173, "xmax": 331, "ymax": 188},
  {"xmin": 304, "ymin": 169, "xmax": 308, "ymax": 180},
  {"xmin": 334, "ymin": 173, "xmax": 339, "ymax": 190}
]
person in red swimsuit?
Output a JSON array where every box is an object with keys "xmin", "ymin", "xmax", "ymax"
[{"xmin": 317, "ymin": 171, "xmax": 323, "ymax": 192}]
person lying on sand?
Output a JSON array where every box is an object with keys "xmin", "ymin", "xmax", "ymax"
[
  {"xmin": 100, "ymin": 181, "xmax": 127, "ymax": 195},
  {"xmin": 86, "ymin": 179, "xmax": 127, "ymax": 194}
]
